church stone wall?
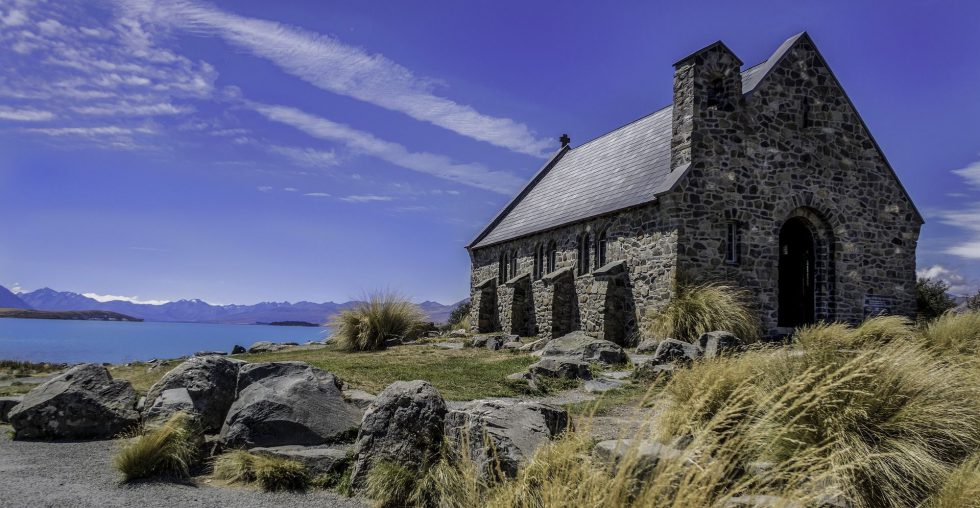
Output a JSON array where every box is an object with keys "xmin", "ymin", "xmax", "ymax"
[
  {"xmin": 668, "ymin": 37, "xmax": 921, "ymax": 331},
  {"xmin": 468, "ymin": 202, "xmax": 678, "ymax": 344}
]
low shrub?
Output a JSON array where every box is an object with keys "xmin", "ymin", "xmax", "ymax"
[
  {"xmin": 212, "ymin": 451, "xmax": 308, "ymax": 492},
  {"xmin": 644, "ymin": 282, "xmax": 760, "ymax": 343},
  {"xmin": 329, "ymin": 291, "xmax": 428, "ymax": 352},
  {"xmin": 916, "ymin": 277, "xmax": 956, "ymax": 321},
  {"xmin": 114, "ymin": 412, "xmax": 201, "ymax": 481}
]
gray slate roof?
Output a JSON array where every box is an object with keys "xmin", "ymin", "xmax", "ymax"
[{"xmin": 468, "ymin": 34, "xmax": 803, "ymax": 250}]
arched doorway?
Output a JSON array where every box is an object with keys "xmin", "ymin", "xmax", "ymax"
[{"xmin": 778, "ymin": 217, "xmax": 816, "ymax": 327}]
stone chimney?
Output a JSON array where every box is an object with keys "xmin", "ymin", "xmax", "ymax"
[{"xmin": 670, "ymin": 41, "xmax": 743, "ymax": 170}]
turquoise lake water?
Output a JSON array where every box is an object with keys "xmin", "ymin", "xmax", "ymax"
[{"xmin": 0, "ymin": 318, "xmax": 331, "ymax": 364}]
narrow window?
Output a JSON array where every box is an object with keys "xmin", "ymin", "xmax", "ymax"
[
  {"xmin": 532, "ymin": 245, "xmax": 541, "ymax": 280},
  {"xmin": 498, "ymin": 252, "xmax": 506, "ymax": 283},
  {"xmin": 725, "ymin": 222, "xmax": 740, "ymax": 264},
  {"xmin": 801, "ymin": 98, "xmax": 812, "ymax": 128},
  {"xmin": 595, "ymin": 230, "xmax": 608, "ymax": 268},
  {"xmin": 546, "ymin": 241, "xmax": 557, "ymax": 274},
  {"xmin": 510, "ymin": 250, "xmax": 518, "ymax": 279},
  {"xmin": 706, "ymin": 77, "xmax": 725, "ymax": 109},
  {"xmin": 578, "ymin": 233, "xmax": 591, "ymax": 275}
]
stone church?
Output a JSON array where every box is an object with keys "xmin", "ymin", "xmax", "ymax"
[{"xmin": 466, "ymin": 33, "xmax": 922, "ymax": 343}]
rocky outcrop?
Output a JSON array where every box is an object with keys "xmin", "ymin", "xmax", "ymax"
[
  {"xmin": 143, "ymin": 388, "xmax": 196, "ymax": 428},
  {"xmin": 349, "ymin": 380, "xmax": 447, "ymax": 490},
  {"xmin": 445, "ymin": 399, "xmax": 569, "ymax": 479},
  {"xmin": 635, "ymin": 337, "xmax": 660, "ymax": 354},
  {"xmin": 231, "ymin": 345, "xmax": 247, "ymax": 355},
  {"xmin": 220, "ymin": 362, "xmax": 362, "ymax": 448},
  {"xmin": 541, "ymin": 331, "xmax": 627, "ymax": 365},
  {"xmin": 0, "ymin": 395, "xmax": 23, "ymax": 423},
  {"xmin": 651, "ymin": 338, "xmax": 702, "ymax": 365},
  {"xmin": 527, "ymin": 357, "xmax": 592, "ymax": 380},
  {"xmin": 144, "ymin": 356, "xmax": 243, "ymax": 432},
  {"xmin": 247, "ymin": 341, "xmax": 289, "ymax": 353},
  {"xmin": 251, "ymin": 444, "xmax": 353, "ymax": 476},
  {"xmin": 486, "ymin": 335, "xmax": 506, "ymax": 351},
  {"xmin": 698, "ymin": 331, "xmax": 743, "ymax": 358},
  {"xmin": 8, "ymin": 364, "xmax": 139, "ymax": 439}
]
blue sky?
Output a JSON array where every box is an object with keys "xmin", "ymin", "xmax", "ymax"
[{"xmin": 0, "ymin": 0, "xmax": 978, "ymax": 305}]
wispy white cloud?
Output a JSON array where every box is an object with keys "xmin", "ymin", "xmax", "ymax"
[
  {"xmin": 0, "ymin": 106, "xmax": 55, "ymax": 121},
  {"xmin": 256, "ymin": 185, "xmax": 273, "ymax": 192},
  {"xmin": 72, "ymin": 101, "xmax": 194, "ymax": 116},
  {"xmin": 248, "ymin": 102, "xmax": 525, "ymax": 194},
  {"xmin": 283, "ymin": 187, "xmax": 297, "ymax": 192},
  {"xmin": 342, "ymin": 194, "xmax": 392, "ymax": 203},
  {"xmin": 267, "ymin": 145, "xmax": 339, "ymax": 169},
  {"xmin": 953, "ymin": 160, "xmax": 980, "ymax": 188},
  {"xmin": 917, "ymin": 264, "xmax": 974, "ymax": 295},
  {"xmin": 23, "ymin": 125, "xmax": 155, "ymax": 137},
  {"xmin": 304, "ymin": 192, "xmax": 330, "ymax": 197},
  {"xmin": 82, "ymin": 292, "xmax": 170, "ymax": 305},
  {"xmin": 119, "ymin": 0, "xmax": 551, "ymax": 157}
]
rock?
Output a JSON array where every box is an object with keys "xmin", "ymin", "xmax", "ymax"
[
  {"xmin": 383, "ymin": 338, "xmax": 402, "ymax": 348},
  {"xmin": 247, "ymin": 341, "xmax": 288, "ymax": 353},
  {"xmin": 502, "ymin": 341, "xmax": 524, "ymax": 350},
  {"xmin": 143, "ymin": 388, "xmax": 196, "ymax": 428},
  {"xmin": 518, "ymin": 338, "xmax": 548, "ymax": 352},
  {"xmin": 434, "ymin": 342, "xmax": 464, "ymax": 350},
  {"xmin": 349, "ymin": 380, "xmax": 447, "ymax": 490},
  {"xmin": 698, "ymin": 331, "xmax": 743, "ymax": 358},
  {"xmin": 194, "ymin": 351, "xmax": 227, "ymax": 357},
  {"xmin": 449, "ymin": 328, "xmax": 468, "ymax": 338},
  {"xmin": 144, "ymin": 356, "xmax": 243, "ymax": 433},
  {"xmin": 9, "ymin": 364, "xmax": 139, "ymax": 440},
  {"xmin": 231, "ymin": 345, "xmax": 247, "ymax": 355},
  {"xmin": 220, "ymin": 362, "xmax": 363, "ymax": 448},
  {"xmin": 0, "ymin": 395, "xmax": 23, "ymax": 423},
  {"xmin": 486, "ymin": 335, "xmax": 506, "ymax": 351},
  {"xmin": 601, "ymin": 370, "xmax": 632, "ymax": 380},
  {"xmin": 445, "ymin": 399, "xmax": 569, "ymax": 479},
  {"xmin": 541, "ymin": 331, "xmax": 627, "ymax": 365},
  {"xmin": 528, "ymin": 357, "xmax": 592, "ymax": 380},
  {"xmin": 470, "ymin": 336, "xmax": 489, "ymax": 348},
  {"xmin": 651, "ymin": 338, "xmax": 702, "ymax": 365},
  {"xmin": 342, "ymin": 389, "xmax": 377, "ymax": 409},
  {"xmin": 593, "ymin": 439, "xmax": 683, "ymax": 473},
  {"xmin": 636, "ymin": 337, "xmax": 660, "ymax": 354},
  {"xmin": 251, "ymin": 444, "xmax": 353, "ymax": 476}
]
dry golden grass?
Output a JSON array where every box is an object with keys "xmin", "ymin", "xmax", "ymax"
[
  {"xmin": 212, "ymin": 450, "xmax": 308, "ymax": 492},
  {"xmin": 644, "ymin": 282, "xmax": 760, "ymax": 343},
  {"xmin": 330, "ymin": 291, "xmax": 428, "ymax": 352},
  {"xmin": 114, "ymin": 412, "xmax": 201, "ymax": 481}
]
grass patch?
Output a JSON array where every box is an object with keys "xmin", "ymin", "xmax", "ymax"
[
  {"xmin": 233, "ymin": 345, "xmax": 537, "ymax": 400},
  {"xmin": 114, "ymin": 412, "xmax": 201, "ymax": 481},
  {"xmin": 212, "ymin": 450, "xmax": 308, "ymax": 492},
  {"xmin": 330, "ymin": 291, "xmax": 428, "ymax": 352},
  {"xmin": 644, "ymin": 281, "xmax": 760, "ymax": 343}
]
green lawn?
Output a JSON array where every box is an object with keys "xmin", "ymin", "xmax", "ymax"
[{"xmin": 109, "ymin": 344, "xmax": 538, "ymax": 401}]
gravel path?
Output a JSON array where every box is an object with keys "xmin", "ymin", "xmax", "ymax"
[{"xmin": 0, "ymin": 426, "xmax": 366, "ymax": 508}]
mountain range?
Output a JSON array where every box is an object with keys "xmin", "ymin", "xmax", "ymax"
[{"xmin": 8, "ymin": 286, "xmax": 463, "ymax": 325}]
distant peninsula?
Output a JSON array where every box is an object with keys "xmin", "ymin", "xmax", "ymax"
[
  {"xmin": 259, "ymin": 320, "xmax": 321, "ymax": 327},
  {"xmin": 0, "ymin": 308, "xmax": 143, "ymax": 322}
]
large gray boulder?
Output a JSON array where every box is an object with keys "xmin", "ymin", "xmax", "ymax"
[
  {"xmin": 143, "ymin": 388, "xmax": 196, "ymax": 428},
  {"xmin": 541, "ymin": 331, "xmax": 627, "ymax": 365},
  {"xmin": 651, "ymin": 338, "xmax": 702, "ymax": 365},
  {"xmin": 251, "ymin": 444, "xmax": 353, "ymax": 476},
  {"xmin": 635, "ymin": 337, "xmax": 660, "ymax": 354},
  {"xmin": 445, "ymin": 399, "xmax": 569, "ymax": 479},
  {"xmin": 0, "ymin": 395, "xmax": 24, "ymax": 423},
  {"xmin": 220, "ymin": 362, "xmax": 362, "ymax": 448},
  {"xmin": 698, "ymin": 331, "xmax": 744, "ymax": 358},
  {"xmin": 528, "ymin": 357, "xmax": 592, "ymax": 380},
  {"xmin": 349, "ymin": 380, "xmax": 447, "ymax": 490},
  {"xmin": 144, "ymin": 355, "xmax": 243, "ymax": 432},
  {"xmin": 247, "ymin": 341, "xmax": 288, "ymax": 353},
  {"xmin": 9, "ymin": 364, "xmax": 139, "ymax": 439}
]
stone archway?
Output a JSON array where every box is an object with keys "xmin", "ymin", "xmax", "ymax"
[
  {"xmin": 779, "ymin": 217, "xmax": 816, "ymax": 327},
  {"xmin": 777, "ymin": 208, "xmax": 835, "ymax": 327}
]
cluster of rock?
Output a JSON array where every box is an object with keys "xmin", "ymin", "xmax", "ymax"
[
  {"xmin": 502, "ymin": 331, "xmax": 629, "ymax": 391},
  {"xmin": 633, "ymin": 331, "xmax": 744, "ymax": 378},
  {"xmin": 2, "ymin": 354, "xmax": 571, "ymax": 490}
]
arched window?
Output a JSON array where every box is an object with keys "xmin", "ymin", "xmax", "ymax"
[
  {"xmin": 595, "ymin": 229, "xmax": 608, "ymax": 268},
  {"xmin": 510, "ymin": 250, "xmax": 518, "ymax": 280},
  {"xmin": 801, "ymin": 97, "xmax": 812, "ymax": 128},
  {"xmin": 546, "ymin": 241, "xmax": 557, "ymax": 274},
  {"xmin": 725, "ymin": 221, "xmax": 741, "ymax": 264},
  {"xmin": 706, "ymin": 76, "xmax": 725, "ymax": 109},
  {"xmin": 577, "ymin": 233, "xmax": 591, "ymax": 275},
  {"xmin": 498, "ymin": 252, "xmax": 507, "ymax": 283},
  {"xmin": 533, "ymin": 244, "xmax": 543, "ymax": 280}
]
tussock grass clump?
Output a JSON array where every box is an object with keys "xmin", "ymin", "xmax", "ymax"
[
  {"xmin": 365, "ymin": 454, "xmax": 482, "ymax": 508},
  {"xmin": 114, "ymin": 412, "xmax": 201, "ymax": 481},
  {"xmin": 212, "ymin": 451, "xmax": 308, "ymax": 492},
  {"xmin": 921, "ymin": 311, "xmax": 980, "ymax": 358},
  {"xmin": 930, "ymin": 454, "xmax": 980, "ymax": 508},
  {"xmin": 330, "ymin": 291, "xmax": 427, "ymax": 352},
  {"xmin": 644, "ymin": 282, "xmax": 760, "ymax": 343}
]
